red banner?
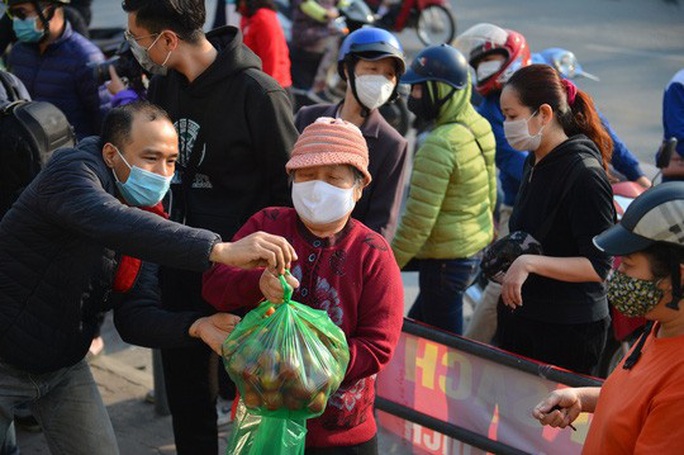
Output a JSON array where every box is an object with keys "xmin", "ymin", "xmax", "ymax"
[{"xmin": 376, "ymin": 328, "xmax": 598, "ymax": 454}]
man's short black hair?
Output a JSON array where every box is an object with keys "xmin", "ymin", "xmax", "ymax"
[
  {"xmin": 102, "ymin": 101, "xmax": 172, "ymax": 150},
  {"xmin": 121, "ymin": 0, "xmax": 205, "ymax": 43}
]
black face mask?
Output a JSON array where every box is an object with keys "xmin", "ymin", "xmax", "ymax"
[{"xmin": 407, "ymin": 85, "xmax": 437, "ymax": 121}]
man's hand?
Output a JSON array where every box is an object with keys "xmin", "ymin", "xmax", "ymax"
[
  {"xmin": 188, "ymin": 313, "xmax": 241, "ymax": 355},
  {"xmin": 259, "ymin": 269, "xmax": 300, "ymax": 303},
  {"xmin": 210, "ymin": 231, "xmax": 298, "ymax": 275}
]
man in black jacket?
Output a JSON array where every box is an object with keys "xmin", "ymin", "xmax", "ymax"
[
  {"xmin": 0, "ymin": 102, "xmax": 296, "ymax": 454},
  {"xmin": 121, "ymin": 1, "xmax": 298, "ymax": 452}
]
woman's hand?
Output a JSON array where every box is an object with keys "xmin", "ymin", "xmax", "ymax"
[
  {"xmin": 259, "ymin": 269, "xmax": 300, "ymax": 304},
  {"xmin": 501, "ymin": 255, "xmax": 534, "ymax": 308},
  {"xmin": 532, "ymin": 388, "xmax": 585, "ymax": 429}
]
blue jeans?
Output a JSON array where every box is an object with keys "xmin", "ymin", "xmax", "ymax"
[
  {"xmin": 0, "ymin": 359, "xmax": 118, "ymax": 455},
  {"xmin": 408, "ymin": 254, "xmax": 482, "ymax": 335}
]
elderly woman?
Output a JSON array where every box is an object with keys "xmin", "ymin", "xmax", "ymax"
[
  {"xmin": 202, "ymin": 117, "xmax": 404, "ymax": 455},
  {"xmin": 533, "ymin": 182, "xmax": 684, "ymax": 453}
]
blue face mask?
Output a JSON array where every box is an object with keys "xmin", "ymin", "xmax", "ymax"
[
  {"xmin": 112, "ymin": 147, "xmax": 172, "ymax": 207},
  {"xmin": 12, "ymin": 17, "xmax": 45, "ymax": 43}
]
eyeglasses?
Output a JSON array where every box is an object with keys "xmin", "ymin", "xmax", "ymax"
[{"xmin": 123, "ymin": 29, "xmax": 159, "ymax": 43}]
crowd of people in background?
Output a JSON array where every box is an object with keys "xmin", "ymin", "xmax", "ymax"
[{"xmin": 0, "ymin": 0, "xmax": 683, "ymax": 454}]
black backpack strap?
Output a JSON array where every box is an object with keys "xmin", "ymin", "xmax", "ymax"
[{"xmin": 535, "ymin": 154, "xmax": 603, "ymax": 242}]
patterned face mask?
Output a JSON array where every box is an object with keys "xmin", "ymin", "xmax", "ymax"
[{"xmin": 607, "ymin": 270, "xmax": 664, "ymax": 317}]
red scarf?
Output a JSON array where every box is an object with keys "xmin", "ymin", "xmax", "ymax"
[{"xmin": 112, "ymin": 202, "xmax": 169, "ymax": 293}]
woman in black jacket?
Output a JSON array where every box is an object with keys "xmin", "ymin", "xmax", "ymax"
[{"xmin": 495, "ymin": 64, "xmax": 615, "ymax": 374}]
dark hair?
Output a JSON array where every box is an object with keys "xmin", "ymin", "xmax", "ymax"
[
  {"xmin": 121, "ymin": 0, "xmax": 205, "ymax": 43},
  {"xmin": 643, "ymin": 242, "xmax": 684, "ymax": 279},
  {"xmin": 102, "ymin": 101, "xmax": 172, "ymax": 149},
  {"xmin": 505, "ymin": 64, "xmax": 613, "ymax": 170},
  {"xmin": 241, "ymin": 0, "xmax": 276, "ymax": 17}
]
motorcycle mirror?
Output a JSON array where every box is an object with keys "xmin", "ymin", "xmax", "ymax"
[{"xmin": 656, "ymin": 137, "xmax": 678, "ymax": 169}]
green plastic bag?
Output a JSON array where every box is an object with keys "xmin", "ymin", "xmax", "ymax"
[{"xmin": 222, "ymin": 275, "xmax": 350, "ymax": 455}]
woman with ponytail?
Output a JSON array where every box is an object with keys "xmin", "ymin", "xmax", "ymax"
[{"xmin": 494, "ymin": 63, "xmax": 616, "ymax": 374}]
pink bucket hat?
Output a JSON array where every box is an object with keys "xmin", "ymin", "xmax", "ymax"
[{"xmin": 286, "ymin": 117, "xmax": 372, "ymax": 186}]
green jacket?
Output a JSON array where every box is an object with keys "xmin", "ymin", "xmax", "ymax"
[{"xmin": 391, "ymin": 79, "xmax": 497, "ymax": 268}]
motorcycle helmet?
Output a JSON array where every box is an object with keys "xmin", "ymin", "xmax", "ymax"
[
  {"xmin": 481, "ymin": 231, "xmax": 544, "ymax": 284},
  {"xmin": 401, "ymin": 43, "xmax": 469, "ymax": 90},
  {"xmin": 454, "ymin": 23, "xmax": 531, "ymax": 96},
  {"xmin": 401, "ymin": 44, "xmax": 469, "ymax": 121},
  {"xmin": 337, "ymin": 27, "xmax": 406, "ymax": 79},
  {"xmin": 533, "ymin": 47, "xmax": 599, "ymax": 81},
  {"xmin": 594, "ymin": 181, "xmax": 684, "ymax": 310},
  {"xmin": 337, "ymin": 27, "xmax": 406, "ymax": 111}
]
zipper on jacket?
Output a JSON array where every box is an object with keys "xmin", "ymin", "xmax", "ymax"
[{"xmin": 528, "ymin": 165, "xmax": 535, "ymax": 182}]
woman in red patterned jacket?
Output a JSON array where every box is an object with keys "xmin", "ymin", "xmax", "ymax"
[{"xmin": 202, "ymin": 117, "xmax": 404, "ymax": 454}]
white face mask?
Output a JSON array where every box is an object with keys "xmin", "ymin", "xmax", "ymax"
[
  {"xmin": 354, "ymin": 74, "xmax": 395, "ymax": 111},
  {"xmin": 476, "ymin": 60, "xmax": 502, "ymax": 82},
  {"xmin": 292, "ymin": 180, "xmax": 357, "ymax": 225},
  {"xmin": 503, "ymin": 110, "xmax": 545, "ymax": 151}
]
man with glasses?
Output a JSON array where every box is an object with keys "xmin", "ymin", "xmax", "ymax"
[
  {"xmin": 120, "ymin": 1, "xmax": 298, "ymax": 453},
  {"xmin": 4, "ymin": 0, "xmax": 110, "ymax": 139}
]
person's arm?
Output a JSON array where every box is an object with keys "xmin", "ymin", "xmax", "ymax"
[
  {"xmin": 600, "ymin": 112, "xmax": 649, "ymax": 185},
  {"xmin": 114, "ymin": 261, "xmax": 240, "ymax": 354},
  {"xmin": 299, "ymin": 0, "xmax": 336, "ymax": 22},
  {"xmin": 532, "ymin": 386, "xmax": 601, "ymax": 429},
  {"xmin": 663, "ymin": 73, "xmax": 684, "ymax": 158},
  {"xmin": 391, "ymin": 133, "xmax": 456, "ymax": 268},
  {"xmin": 502, "ymin": 255, "xmax": 602, "ymax": 307},
  {"xmin": 341, "ymin": 244, "xmax": 404, "ymax": 386},
  {"xmin": 38, "ymin": 148, "xmax": 296, "ymax": 273},
  {"xmin": 502, "ymin": 165, "xmax": 614, "ymax": 308},
  {"xmin": 202, "ymin": 212, "xmax": 272, "ymax": 311},
  {"xmin": 361, "ymin": 137, "xmax": 409, "ymax": 240}
]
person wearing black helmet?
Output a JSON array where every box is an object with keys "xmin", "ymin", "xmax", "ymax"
[
  {"xmin": 391, "ymin": 44, "xmax": 497, "ymax": 335},
  {"xmin": 4, "ymin": 0, "xmax": 110, "ymax": 139},
  {"xmin": 295, "ymin": 27, "xmax": 409, "ymax": 241},
  {"xmin": 533, "ymin": 182, "xmax": 684, "ymax": 453}
]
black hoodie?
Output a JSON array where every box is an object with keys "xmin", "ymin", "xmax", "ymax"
[
  {"xmin": 508, "ymin": 134, "xmax": 615, "ymax": 324},
  {"xmin": 148, "ymin": 26, "xmax": 297, "ymax": 240},
  {"xmin": 148, "ymin": 26, "xmax": 297, "ymax": 313}
]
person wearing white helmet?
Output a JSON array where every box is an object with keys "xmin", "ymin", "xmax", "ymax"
[{"xmin": 533, "ymin": 182, "xmax": 684, "ymax": 454}]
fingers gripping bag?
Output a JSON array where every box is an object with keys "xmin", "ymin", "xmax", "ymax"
[{"xmin": 222, "ymin": 275, "xmax": 350, "ymax": 455}]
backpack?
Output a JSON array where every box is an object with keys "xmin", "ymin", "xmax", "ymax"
[{"xmin": 0, "ymin": 70, "xmax": 76, "ymax": 218}]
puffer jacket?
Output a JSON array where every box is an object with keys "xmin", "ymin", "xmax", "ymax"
[
  {"xmin": 391, "ymin": 77, "xmax": 496, "ymax": 268},
  {"xmin": 0, "ymin": 137, "xmax": 220, "ymax": 373},
  {"xmin": 7, "ymin": 21, "xmax": 111, "ymax": 139}
]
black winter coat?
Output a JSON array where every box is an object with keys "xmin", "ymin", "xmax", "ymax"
[{"xmin": 0, "ymin": 137, "xmax": 220, "ymax": 373}]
